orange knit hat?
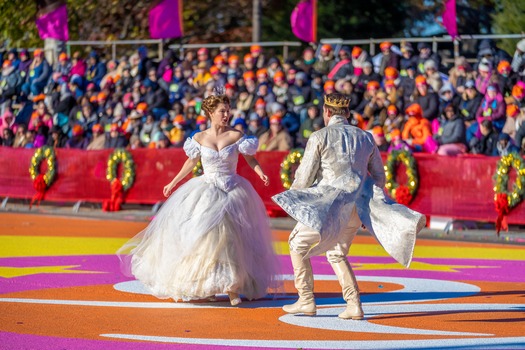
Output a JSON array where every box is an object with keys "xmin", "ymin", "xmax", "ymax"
[
  {"xmin": 196, "ymin": 116, "xmax": 207, "ymax": 125},
  {"xmin": 324, "ymin": 80, "xmax": 336, "ymax": 90},
  {"xmin": 321, "ymin": 44, "xmax": 332, "ymax": 52},
  {"xmin": 97, "ymin": 92, "xmax": 107, "ymax": 101},
  {"xmin": 214, "ymin": 55, "xmax": 226, "ymax": 64},
  {"xmin": 384, "ymin": 67, "xmax": 398, "ymax": 79},
  {"xmin": 136, "ymin": 102, "xmax": 148, "ymax": 112},
  {"xmin": 243, "ymin": 71, "xmax": 255, "ymax": 81},
  {"xmin": 228, "ymin": 55, "xmax": 239, "ymax": 63},
  {"xmin": 497, "ymin": 60, "xmax": 511, "ymax": 73},
  {"xmin": 270, "ymin": 114, "xmax": 282, "ymax": 124},
  {"xmin": 384, "ymin": 79, "xmax": 396, "ymax": 88},
  {"xmin": 415, "ymin": 75, "xmax": 427, "ymax": 85},
  {"xmin": 391, "ymin": 128, "xmax": 401, "ymax": 139},
  {"xmin": 255, "ymin": 98, "xmax": 266, "ymax": 108},
  {"xmin": 406, "ymin": 103, "xmax": 423, "ymax": 117},
  {"xmin": 372, "ymin": 126, "xmax": 385, "ymax": 137},
  {"xmin": 379, "ymin": 42, "xmax": 392, "ymax": 50},
  {"xmin": 72, "ymin": 124, "xmax": 84, "ymax": 136},
  {"xmin": 256, "ymin": 68, "xmax": 268, "ymax": 78},
  {"xmin": 512, "ymin": 84, "xmax": 525, "ymax": 99},
  {"xmin": 366, "ymin": 81, "xmax": 380, "ymax": 90},
  {"xmin": 250, "ymin": 45, "xmax": 262, "ymax": 53},
  {"xmin": 352, "ymin": 46, "xmax": 363, "ymax": 58},
  {"xmin": 174, "ymin": 115, "xmax": 186, "ymax": 124},
  {"xmin": 92, "ymin": 123, "xmax": 103, "ymax": 133},
  {"xmin": 33, "ymin": 94, "xmax": 46, "ymax": 103},
  {"xmin": 273, "ymin": 71, "xmax": 285, "ymax": 81},
  {"xmin": 387, "ymin": 105, "xmax": 398, "ymax": 114}
]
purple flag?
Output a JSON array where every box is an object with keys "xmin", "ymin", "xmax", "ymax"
[
  {"xmin": 442, "ymin": 0, "xmax": 458, "ymax": 39},
  {"xmin": 149, "ymin": 0, "xmax": 184, "ymax": 39},
  {"xmin": 35, "ymin": 3, "xmax": 69, "ymax": 41},
  {"xmin": 291, "ymin": 0, "xmax": 317, "ymax": 43}
]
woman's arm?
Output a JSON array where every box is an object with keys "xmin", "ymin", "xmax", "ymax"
[
  {"xmin": 242, "ymin": 154, "xmax": 269, "ymax": 186},
  {"xmin": 163, "ymin": 156, "xmax": 201, "ymax": 197}
]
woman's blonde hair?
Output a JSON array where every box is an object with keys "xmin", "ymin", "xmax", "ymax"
[{"xmin": 201, "ymin": 94, "xmax": 230, "ymax": 118}]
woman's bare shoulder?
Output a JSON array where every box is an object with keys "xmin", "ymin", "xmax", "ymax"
[
  {"xmin": 192, "ymin": 131, "xmax": 206, "ymax": 143},
  {"xmin": 227, "ymin": 128, "xmax": 244, "ymax": 141}
]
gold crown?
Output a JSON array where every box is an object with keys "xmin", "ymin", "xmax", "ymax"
[{"xmin": 324, "ymin": 94, "xmax": 350, "ymax": 108}]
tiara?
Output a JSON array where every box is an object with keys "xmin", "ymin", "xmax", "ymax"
[
  {"xmin": 324, "ymin": 95, "xmax": 350, "ymax": 108},
  {"xmin": 212, "ymin": 85, "xmax": 225, "ymax": 96}
]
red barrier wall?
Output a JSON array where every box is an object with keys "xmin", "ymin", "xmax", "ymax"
[{"xmin": 1, "ymin": 147, "xmax": 524, "ymax": 224}]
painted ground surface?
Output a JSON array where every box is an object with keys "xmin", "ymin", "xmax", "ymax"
[{"xmin": 1, "ymin": 213, "xmax": 524, "ymax": 350}]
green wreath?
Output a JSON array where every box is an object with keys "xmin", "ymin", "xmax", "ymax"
[
  {"xmin": 106, "ymin": 148, "xmax": 135, "ymax": 191},
  {"xmin": 384, "ymin": 149, "xmax": 418, "ymax": 205},
  {"xmin": 493, "ymin": 152, "xmax": 525, "ymax": 209},
  {"xmin": 29, "ymin": 146, "xmax": 57, "ymax": 187},
  {"xmin": 192, "ymin": 160, "xmax": 203, "ymax": 177},
  {"xmin": 280, "ymin": 149, "xmax": 304, "ymax": 189}
]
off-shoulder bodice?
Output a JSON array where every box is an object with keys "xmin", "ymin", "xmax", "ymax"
[{"xmin": 183, "ymin": 135, "xmax": 258, "ymax": 191}]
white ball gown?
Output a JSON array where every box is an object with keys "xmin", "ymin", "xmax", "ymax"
[{"xmin": 118, "ymin": 136, "xmax": 281, "ymax": 301}]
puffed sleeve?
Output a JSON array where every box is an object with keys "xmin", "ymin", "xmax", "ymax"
[
  {"xmin": 238, "ymin": 135, "xmax": 258, "ymax": 156},
  {"xmin": 183, "ymin": 138, "xmax": 201, "ymax": 159}
]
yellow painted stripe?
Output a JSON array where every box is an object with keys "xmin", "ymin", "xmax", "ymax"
[
  {"xmin": 0, "ymin": 236, "xmax": 523, "ymax": 261},
  {"xmin": 277, "ymin": 242, "xmax": 525, "ymax": 261},
  {"xmin": 351, "ymin": 244, "xmax": 525, "ymax": 261},
  {"xmin": 0, "ymin": 236, "xmax": 126, "ymax": 257},
  {"xmin": 0, "ymin": 265, "xmax": 104, "ymax": 278}
]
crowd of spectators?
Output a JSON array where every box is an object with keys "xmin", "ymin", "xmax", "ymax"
[{"xmin": 1, "ymin": 38, "xmax": 525, "ymax": 157}]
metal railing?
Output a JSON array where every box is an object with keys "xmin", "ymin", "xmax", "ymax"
[
  {"xmin": 65, "ymin": 40, "xmax": 302, "ymax": 62},
  {"xmin": 321, "ymin": 33, "xmax": 525, "ymax": 55},
  {"xmin": 167, "ymin": 41, "xmax": 302, "ymax": 61},
  {"xmin": 66, "ymin": 39, "xmax": 164, "ymax": 61},
  {"xmin": 45, "ymin": 33, "xmax": 525, "ymax": 64}
]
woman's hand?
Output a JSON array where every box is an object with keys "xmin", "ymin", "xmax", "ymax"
[
  {"xmin": 260, "ymin": 174, "xmax": 270, "ymax": 186},
  {"xmin": 163, "ymin": 181, "xmax": 176, "ymax": 197}
]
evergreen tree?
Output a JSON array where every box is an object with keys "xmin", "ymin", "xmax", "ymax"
[{"xmin": 492, "ymin": 0, "xmax": 525, "ymax": 55}]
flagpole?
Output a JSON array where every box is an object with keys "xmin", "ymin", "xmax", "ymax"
[
  {"xmin": 312, "ymin": 0, "xmax": 317, "ymax": 43},
  {"xmin": 454, "ymin": 38, "xmax": 459, "ymax": 58},
  {"xmin": 253, "ymin": 0, "xmax": 262, "ymax": 43}
]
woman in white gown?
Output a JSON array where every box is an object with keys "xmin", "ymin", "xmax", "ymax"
[{"xmin": 118, "ymin": 94, "xmax": 281, "ymax": 306}]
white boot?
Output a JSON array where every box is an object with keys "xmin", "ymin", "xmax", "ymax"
[
  {"xmin": 331, "ymin": 260, "xmax": 364, "ymax": 320},
  {"xmin": 283, "ymin": 251, "xmax": 316, "ymax": 316}
]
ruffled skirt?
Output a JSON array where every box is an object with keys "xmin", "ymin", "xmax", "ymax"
[{"xmin": 118, "ymin": 175, "xmax": 281, "ymax": 301}]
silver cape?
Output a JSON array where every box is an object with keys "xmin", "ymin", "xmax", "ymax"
[{"xmin": 272, "ymin": 115, "xmax": 426, "ymax": 267}]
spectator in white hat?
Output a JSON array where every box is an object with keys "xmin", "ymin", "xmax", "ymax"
[
  {"xmin": 423, "ymin": 59, "xmax": 443, "ymax": 93},
  {"xmin": 511, "ymin": 39, "xmax": 525, "ymax": 76}
]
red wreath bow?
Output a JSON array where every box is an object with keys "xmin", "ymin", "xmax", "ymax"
[
  {"xmin": 494, "ymin": 193, "xmax": 509, "ymax": 236},
  {"xmin": 103, "ymin": 179, "xmax": 123, "ymax": 212},
  {"xmin": 30, "ymin": 174, "xmax": 47, "ymax": 208},
  {"xmin": 395, "ymin": 185, "xmax": 412, "ymax": 206}
]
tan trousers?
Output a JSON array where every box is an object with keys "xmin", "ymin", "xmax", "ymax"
[{"xmin": 289, "ymin": 206, "xmax": 361, "ymax": 263}]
